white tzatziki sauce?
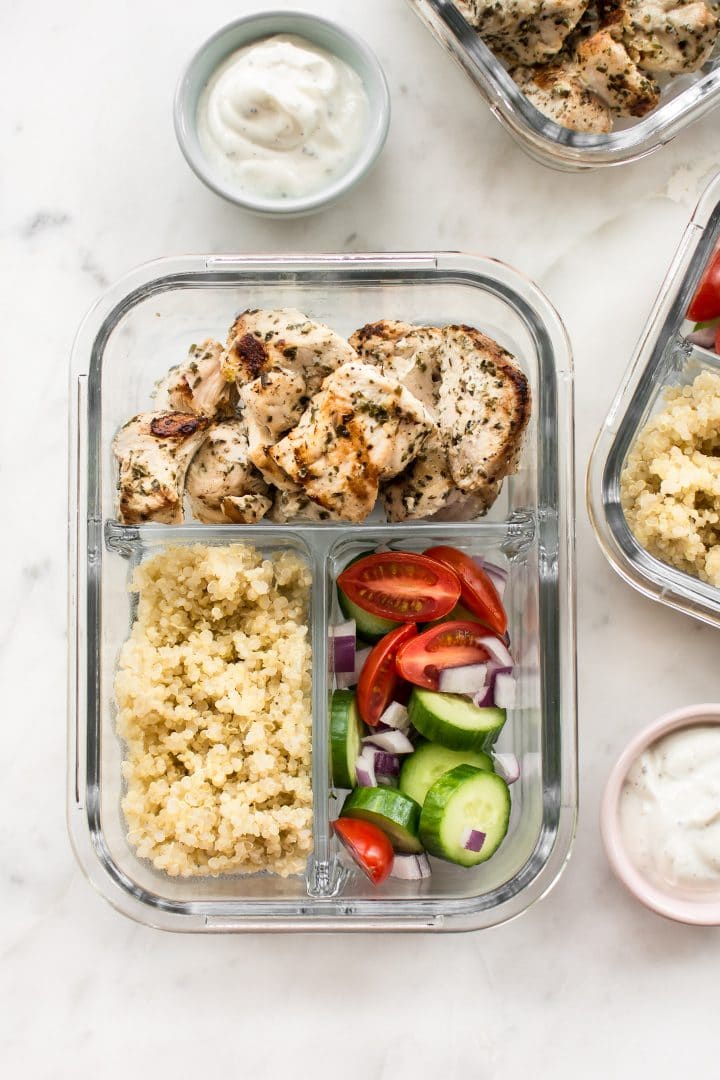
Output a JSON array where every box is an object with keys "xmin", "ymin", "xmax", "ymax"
[
  {"xmin": 196, "ymin": 34, "xmax": 369, "ymax": 200},
  {"xmin": 620, "ymin": 725, "xmax": 720, "ymax": 892}
]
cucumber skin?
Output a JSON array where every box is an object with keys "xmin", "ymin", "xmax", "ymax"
[
  {"xmin": 419, "ymin": 765, "xmax": 511, "ymax": 867},
  {"xmin": 338, "ymin": 588, "xmax": 401, "ymax": 642},
  {"xmin": 409, "ymin": 689, "xmax": 506, "ymax": 752},
  {"xmin": 330, "ymin": 690, "xmax": 363, "ymax": 790},
  {"xmin": 341, "ymin": 787, "xmax": 423, "ymax": 853},
  {"xmin": 399, "ymin": 741, "xmax": 493, "ymax": 806}
]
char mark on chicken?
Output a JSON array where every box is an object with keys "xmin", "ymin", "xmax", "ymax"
[{"xmin": 113, "ymin": 411, "xmax": 209, "ymax": 524}]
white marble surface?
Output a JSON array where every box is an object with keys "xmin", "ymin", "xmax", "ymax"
[{"xmin": 2, "ymin": 0, "xmax": 720, "ymax": 1075}]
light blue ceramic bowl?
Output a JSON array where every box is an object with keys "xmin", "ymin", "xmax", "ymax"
[{"xmin": 174, "ymin": 11, "xmax": 390, "ymax": 216}]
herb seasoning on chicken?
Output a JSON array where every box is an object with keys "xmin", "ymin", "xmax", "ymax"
[
  {"xmin": 453, "ymin": 0, "xmax": 719, "ymax": 132},
  {"xmin": 112, "ymin": 308, "xmax": 531, "ymax": 525}
]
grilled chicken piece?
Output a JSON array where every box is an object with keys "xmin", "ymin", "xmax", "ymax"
[
  {"xmin": 185, "ymin": 420, "xmax": 271, "ymax": 524},
  {"xmin": 575, "ymin": 29, "xmax": 660, "ymax": 115},
  {"xmin": 352, "ymin": 321, "xmax": 530, "ymax": 521},
  {"xmin": 381, "ymin": 432, "xmax": 499, "ymax": 522},
  {"xmin": 222, "ymin": 307, "xmax": 356, "ymax": 390},
  {"xmin": 267, "ymin": 362, "xmax": 435, "ymax": 522},
  {"xmin": 438, "ymin": 326, "xmax": 530, "ymax": 493},
  {"xmin": 223, "ymin": 308, "xmax": 358, "ymax": 482},
  {"xmin": 113, "ymin": 412, "xmax": 209, "ymax": 524},
  {"xmin": 514, "ymin": 64, "xmax": 613, "ymax": 132},
  {"xmin": 350, "ymin": 321, "xmax": 442, "ymax": 410},
  {"xmin": 237, "ymin": 368, "xmax": 309, "ymax": 488},
  {"xmin": 617, "ymin": 0, "xmax": 718, "ymax": 73},
  {"xmin": 269, "ymin": 488, "xmax": 344, "ymax": 523},
  {"xmin": 152, "ymin": 340, "xmax": 233, "ymax": 418},
  {"xmin": 454, "ymin": 0, "xmax": 589, "ymax": 63}
]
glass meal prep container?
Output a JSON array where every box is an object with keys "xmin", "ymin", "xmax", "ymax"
[
  {"xmin": 589, "ymin": 173, "xmax": 720, "ymax": 627},
  {"xmin": 68, "ymin": 252, "xmax": 577, "ymax": 932},
  {"xmin": 407, "ymin": 0, "xmax": 720, "ymax": 171}
]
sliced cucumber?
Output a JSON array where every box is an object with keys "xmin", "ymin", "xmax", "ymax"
[
  {"xmin": 419, "ymin": 765, "xmax": 511, "ymax": 866},
  {"xmin": 338, "ymin": 589, "xmax": 401, "ymax": 642},
  {"xmin": 341, "ymin": 786, "xmax": 423, "ymax": 853},
  {"xmin": 409, "ymin": 688, "xmax": 506, "ymax": 752},
  {"xmin": 399, "ymin": 741, "xmax": 493, "ymax": 806},
  {"xmin": 330, "ymin": 690, "xmax": 364, "ymax": 790}
]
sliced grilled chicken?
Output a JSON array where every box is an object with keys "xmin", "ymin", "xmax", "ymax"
[
  {"xmin": 617, "ymin": 0, "xmax": 718, "ymax": 73},
  {"xmin": 222, "ymin": 307, "xmax": 356, "ymax": 391},
  {"xmin": 514, "ymin": 64, "xmax": 613, "ymax": 132},
  {"xmin": 267, "ymin": 362, "xmax": 435, "ymax": 522},
  {"xmin": 455, "ymin": 0, "xmax": 589, "ymax": 63},
  {"xmin": 575, "ymin": 29, "xmax": 660, "ymax": 115},
  {"xmin": 351, "ymin": 321, "xmax": 530, "ymax": 520},
  {"xmin": 185, "ymin": 420, "xmax": 271, "ymax": 524},
  {"xmin": 350, "ymin": 321, "xmax": 442, "ymax": 411},
  {"xmin": 113, "ymin": 411, "xmax": 209, "ymax": 524},
  {"xmin": 269, "ymin": 487, "xmax": 344, "ymax": 523},
  {"xmin": 223, "ymin": 308, "xmax": 358, "ymax": 482},
  {"xmin": 437, "ymin": 325, "xmax": 531, "ymax": 493},
  {"xmin": 237, "ymin": 368, "xmax": 309, "ymax": 488},
  {"xmin": 381, "ymin": 432, "xmax": 502, "ymax": 522},
  {"xmin": 152, "ymin": 339, "xmax": 233, "ymax": 418}
]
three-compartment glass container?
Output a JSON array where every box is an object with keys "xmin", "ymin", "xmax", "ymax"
[
  {"xmin": 68, "ymin": 252, "xmax": 577, "ymax": 931},
  {"xmin": 408, "ymin": 0, "xmax": 720, "ymax": 170},
  {"xmin": 589, "ymin": 173, "xmax": 720, "ymax": 627}
]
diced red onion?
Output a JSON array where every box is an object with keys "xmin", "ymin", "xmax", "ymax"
[
  {"xmin": 472, "ymin": 685, "xmax": 494, "ymax": 708},
  {"xmin": 687, "ymin": 325, "xmax": 718, "ymax": 349},
  {"xmin": 461, "ymin": 828, "xmax": 486, "ymax": 852},
  {"xmin": 330, "ymin": 620, "xmax": 356, "ymax": 673},
  {"xmin": 377, "ymin": 701, "xmax": 410, "ymax": 733},
  {"xmin": 473, "ymin": 556, "xmax": 508, "ymax": 599},
  {"xmin": 477, "ymin": 635, "xmax": 513, "ymax": 669},
  {"xmin": 390, "ymin": 852, "xmax": 432, "ymax": 880},
  {"xmin": 494, "ymin": 672, "xmax": 516, "ymax": 708},
  {"xmin": 335, "ymin": 645, "xmax": 372, "ymax": 689},
  {"xmin": 363, "ymin": 729, "xmax": 415, "ymax": 755},
  {"xmin": 355, "ymin": 750, "xmax": 376, "ymax": 787},
  {"xmin": 373, "ymin": 751, "xmax": 400, "ymax": 781},
  {"xmin": 438, "ymin": 662, "xmax": 489, "ymax": 694},
  {"xmin": 493, "ymin": 752, "xmax": 520, "ymax": 784}
]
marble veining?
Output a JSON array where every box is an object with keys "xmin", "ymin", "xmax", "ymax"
[{"xmin": 2, "ymin": 0, "xmax": 720, "ymax": 1077}]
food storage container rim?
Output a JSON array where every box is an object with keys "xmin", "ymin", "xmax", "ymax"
[
  {"xmin": 601, "ymin": 704, "xmax": 720, "ymax": 924},
  {"xmin": 68, "ymin": 250, "xmax": 575, "ymax": 379},
  {"xmin": 587, "ymin": 171, "xmax": 720, "ymax": 627},
  {"xmin": 407, "ymin": 0, "xmax": 720, "ymax": 169},
  {"xmin": 68, "ymin": 249, "xmax": 578, "ymax": 931}
]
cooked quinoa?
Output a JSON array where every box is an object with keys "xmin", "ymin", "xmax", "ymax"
[
  {"xmin": 115, "ymin": 543, "xmax": 313, "ymax": 878},
  {"xmin": 620, "ymin": 371, "xmax": 720, "ymax": 586}
]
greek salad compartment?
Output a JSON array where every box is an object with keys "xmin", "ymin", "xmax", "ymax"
[
  {"xmin": 321, "ymin": 530, "xmax": 549, "ymax": 904},
  {"xmin": 589, "ymin": 172, "xmax": 720, "ymax": 627},
  {"xmin": 69, "ymin": 252, "xmax": 576, "ymax": 930},
  {"xmin": 408, "ymin": 0, "xmax": 720, "ymax": 170}
]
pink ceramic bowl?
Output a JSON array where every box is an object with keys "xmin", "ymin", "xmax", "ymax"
[{"xmin": 601, "ymin": 703, "xmax": 720, "ymax": 925}]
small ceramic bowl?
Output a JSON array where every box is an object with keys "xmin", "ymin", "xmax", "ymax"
[
  {"xmin": 174, "ymin": 11, "xmax": 390, "ymax": 216},
  {"xmin": 601, "ymin": 703, "xmax": 720, "ymax": 925}
]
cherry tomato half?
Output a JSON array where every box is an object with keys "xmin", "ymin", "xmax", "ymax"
[
  {"xmin": 424, "ymin": 546, "xmax": 507, "ymax": 637},
  {"xmin": 333, "ymin": 817, "xmax": 394, "ymax": 885},
  {"xmin": 357, "ymin": 622, "xmax": 417, "ymax": 726},
  {"xmin": 396, "ymin": 621, "xmax": 493, "ymax": 691},
  {"xmin": 337, "ymin": 552, "xmax": 460, "ymax": 623},
  {"xmin": 688, "ymin": 249, "xmax": 720, "ymax": 323}
]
